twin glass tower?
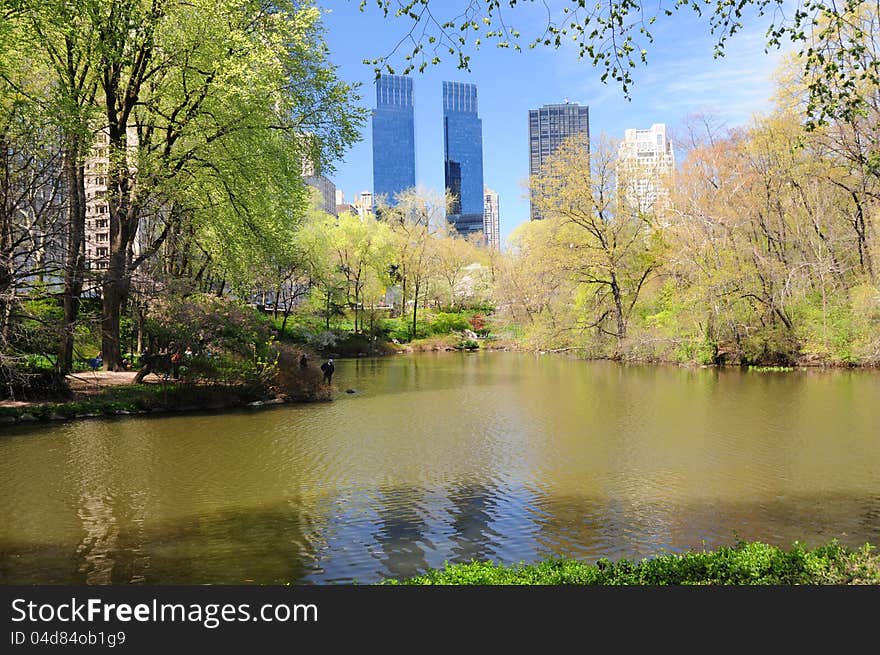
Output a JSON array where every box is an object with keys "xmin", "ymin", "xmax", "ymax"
[
  {"xmin": 371, "ymin": 75, "xmax": 485, "ymax": 238},
  {"xmin": 371, "ymin": 75, "xmax": 417, "ymax": 209}
]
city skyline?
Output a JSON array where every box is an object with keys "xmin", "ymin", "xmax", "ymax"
[{"xmin": 323, "ymin": 5, "xmax": 787, "ymax": 247}]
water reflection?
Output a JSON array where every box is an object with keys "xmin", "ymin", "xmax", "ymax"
[
  {"xmin": 1, "ymin": 353, "xmax": 879, "ymax": 584},
  {"xmin": 445, "ymin": 482, "xmax": 502, "ymax": 563},
  {"xmin": 372, "ymin": 486, "xmax": 435, "ymax": 580}
]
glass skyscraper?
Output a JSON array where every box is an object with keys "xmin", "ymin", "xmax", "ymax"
[
  {"xmin": 528, "ymin": 102, "xmax": 590, "ymax": 220},
  {"xmin": 443, "ymin": 81, "xmax": 485, "ymax": 237},
  {"xmin": 372, "ymin": 75, "xmax": 416, "ymax": 207}
]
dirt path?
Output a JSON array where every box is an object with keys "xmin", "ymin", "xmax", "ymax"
[{"xmin": 0, "ymin": 370, "xmax": 165, "ymax": 408}]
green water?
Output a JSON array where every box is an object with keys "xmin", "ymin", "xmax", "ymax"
[{"xmin": 1, "ymin": 352, "xmax": 878, "ymax": 583}]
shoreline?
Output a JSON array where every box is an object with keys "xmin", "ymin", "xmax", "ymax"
[
  {"xmin": 0, "ymin": 370, "xmax": 332, "ymax": 428},
  {"xmin": 3, "ymin": 347, "xmax": 878, "ymax": 428},
  {"xmin": 386, "ymin": 339, "xmax": 880, "ymax": 371}
]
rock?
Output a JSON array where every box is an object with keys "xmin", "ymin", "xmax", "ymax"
[
  {"xmin": 0, "ymin": 416, "xmax": 17, "ymax": 424},
  {"xmin": 247, "ymin": 400, "xmax": 264, "ymax": 407},
  {"xmin": 18, "ymin": 413, "xmax": 37, "ymax": 422},
  {"xmin": 76, "ymin": 413, "xmax": 101, "ymax": 418},
  {"xmin": 114, "ymin": 410, "xmax": 132, "ymax": 415},
  {"xmin": 345, "ymin": 389, "xmax": 356, "ymax": 394},
  {"xmin": 49, "ymin": 413, "xmax": 67, "ymax": 421},
  {"xmin": 263, "ymin": 398, "xmax": 284, "ymax": 405}
]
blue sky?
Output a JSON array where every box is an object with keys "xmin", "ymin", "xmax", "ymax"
[{"xmin": 321, "ymin": 2, "xmax": 790, "ymax": 246}]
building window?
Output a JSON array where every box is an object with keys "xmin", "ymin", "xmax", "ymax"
[{"xmin": 96, "ymin": 247, "xmax": 108, "ymax": 257}]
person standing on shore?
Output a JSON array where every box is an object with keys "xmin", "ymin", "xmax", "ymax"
[{"xmin": 320, "ymin": 358, "xmax": 334, "ymax": 384}]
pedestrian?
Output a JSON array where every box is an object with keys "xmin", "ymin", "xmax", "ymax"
[
  {"xmin": 320, "ymin": 358, "xmax": 334, "ymax": 384},
  {"xmin": 170, "ymin": 349, "xmax": 183, "ymax": 380},
  {"xmin": 299, "ymin": 354, "xmax": 308, "ymax": 368}
]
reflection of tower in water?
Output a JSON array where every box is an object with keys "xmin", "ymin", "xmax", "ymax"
[
  {"xmin": 372, "ymin": 486, "xmax": 434, "ymax": 580},
  {"xmin": 446, "ymin": 482, "xmax": 502, "ymax": 563}
]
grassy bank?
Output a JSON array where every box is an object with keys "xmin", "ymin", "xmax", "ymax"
[
  {"xmin": 387, "ymin": 541, "xmax": 880, "ymax": 585},
  {"xmin": 0, "ymin": 375, "xmax": 333, "ymax": 426}
]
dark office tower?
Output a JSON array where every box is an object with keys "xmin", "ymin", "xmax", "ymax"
[
  {"xmin": 372, "ymin": 75, "xmax": 416, "ymax": 208},
  {"xmin": 443, "ymin": 81, "xmax": 485, "ymax": 237},
  {"xmin": 528, "ymin": 102, "xmax": 590, "ymax": 220}
]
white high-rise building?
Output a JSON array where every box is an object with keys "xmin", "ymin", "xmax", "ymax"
[
  {"xmin": 483, "ymin": 187, "xmax": 500, "ymax": 250},
  {"xmin": 84, "ymin": 127, "xmax": 141, "ymax": 271},
  {"xmin": 352, "ymin": 191, "xmax": 374, "ymax": 219},
  {"xmin": 617, "ymin": 123, "xmax": 675, "ymax": 214},
  {"xmin": 84, "ymin": 131, "xmax": 111, "ymax": 270}
]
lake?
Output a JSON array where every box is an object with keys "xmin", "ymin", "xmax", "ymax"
[{"xmin": 1, "ymin": 352, "xmax": 878, "ymax": 583}]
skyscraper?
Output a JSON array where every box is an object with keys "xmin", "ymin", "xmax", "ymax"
[
  {"xmin": 617, "ymin": 123, "xmax": 675, "ymax": 214},
  {"xmin": 372, "ymin": 75, "xmax": 416, "ymax": 208},
  {"xmin": 483, "ymin": 187, "xmax": 500, "ymax": 250},
  {"xmin": 528, "ymin": 102, "xmax": 590, "ymax": 220},
  {"xmin": 443, "ymin": 81, "xmax": 485, "ymax": 237}
]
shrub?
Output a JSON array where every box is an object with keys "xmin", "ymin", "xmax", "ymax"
[
  {"xmin": 262, "ymin": 343, "xmax": 330, "ymax": 401},
  {"xmin": 429, "ymin": 312, "xmax": 470, "ymax": 335},
  {"xmin": 387, "ymin": 540, "xmax": 880, "ymax": 585},
  {"xmin": 0, "ymin": 357, "xmax": 71, "ymax": 401}
]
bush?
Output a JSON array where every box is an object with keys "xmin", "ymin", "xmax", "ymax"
[
  {"xmin": 264, "ymin": 343, "xmax": 331, "ymax": 401},
  {"xmin": 0, "ymin": 357, "xmax": 71, "ymax": 401},
  {"xmin": 8, "ymin": 296, "xmax": 63, "ymax": 358},
  {"xmin": 387, "ymin": 540, "xmax": 880, "ymax": 585},
  {"xmin": 143, "ymin": 294, "xmax": 274, "ymax": 385},
  {"xmin": 378, "ymin": 317, "xmax": 430, "ymax": 343},
  {"xmin": 429, "ymin": 312, "xmax": 470, "ymax": 335}
]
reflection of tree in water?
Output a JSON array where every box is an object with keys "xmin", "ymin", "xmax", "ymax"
[
  {"xmin": 528, "ymin": 494, "xmax": 614, "ymax": 561},
  {"xmin": 372, "ymin": 486, "xmax": 434, "ymax": 580},
  {"xmin": 1, "ymin": 505, "xmax": 321, "ymax": 584},
  {"xmin": 446, "ymin": 482, "xmax": 502, "ymax": 563},
  {"xmin": 857, "ymin": 494, "xmax": 880, "ymax": 545}
]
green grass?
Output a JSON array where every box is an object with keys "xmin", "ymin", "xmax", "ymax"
[
  {"xmin": 386, "ymin": 541, "xmax": 880, "ymax": 585},
  {"xmin": 0, "ymin": 383, "xmax": 269, "ymax": 421}
]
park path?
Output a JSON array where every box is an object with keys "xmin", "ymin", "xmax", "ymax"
[{"xmin": 0, "ymin": 370, "xmax": 163, "ymax": 408}]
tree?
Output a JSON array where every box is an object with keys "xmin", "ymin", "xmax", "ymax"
[
  {"xmin": 359, "ymin": 0, "xmax": 879, "ymax": 126},
  {"xmin": 433, "ymin": 231, "xmax": 477, "ymax": 309},
  {"xmin": 383, "ymin": 187, "xmax": 447, "ymax": 339},
  {"xmin": 530, "ymin": 133, "xmax": 664, "ymax": 353},
  {"xmin": 492, "ymin": 218, "xmax": 580, "ymax": 348},
  {"xmin": 5, "ymin": 0, "xmax": 101, "ymax": 372},
  {"xmin": 75, "ymin": 0, "xmax": 362, "ymax": 369},
  {"xmin": 328, "ymin": 211, "xmax": 393, "ymax": 334}
]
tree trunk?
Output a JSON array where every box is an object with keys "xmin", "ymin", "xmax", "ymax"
[
  {"xmin": 101, "ymin": 273, "xmax": 124, "ymax": 371},
  {"xmin": 411, "ymin": 278, "xmax": 420, "ymax": 340},
  {"xmin": 610, "ymin": 273, "xmax": 626, "ymax": 350},
  {"xmin": 325, "ymin": 289, "xmax": 331, "ymax": 329},
  {"xmin": 0, "ymin": 133, "xmax": 13, "ymax": 350},
  {"xmin": 58, "ymin": 143, "xmax": 86, "ymax": 373}
]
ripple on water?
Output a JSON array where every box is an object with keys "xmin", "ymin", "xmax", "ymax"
[{"xmin": 1, "ymin": 354, "xmax": 879, "ymax": 583}]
